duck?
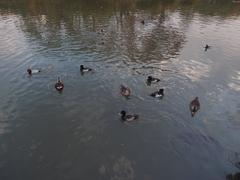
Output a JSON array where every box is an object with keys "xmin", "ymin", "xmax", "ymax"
[
  {"xmin": 141, "ymin": 20, "xmax": 145, "ymax": 25},
  {"xmin": 147, "ymin": 76, "xmax": 160, "ymax": 84},
  {"xmin": 119, "ymin": 110, "xmax": 139, "ymax": 122},
  {"xmin": 235, "ymin": 162, "xmax": 240, "ymax": 169},
  {"xmin": 120, "ymin": 85, "xmax": 131, "ymax": 97},
  {"xmin": 226, "ymin": 173, "xmax": 240, "ymax": 180},
  {"xmin": 189, "ymin": 97, "xmax": 200, "ymax": 117},
  {"xmin": 55, "ymin": 77, "xmax": 64, "ymax": 91},
  {"xmin": 80, "ymin": 65, "xmax": 93, "ymax": 72},
  {"xmin": 204, "ymin": 44, "xmax": 210, "ymax": 51},
  {"xmin": 27, "ymin": 68, "xmax": 41, "ymax": 75},
  {"xmin": 150, "ymin": 88, "xmax": 164, "ymax": 98}
]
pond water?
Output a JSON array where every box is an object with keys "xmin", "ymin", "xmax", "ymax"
[{"xmin": 0, "ymin": 0, "xmax": 240, "ymax": 179}]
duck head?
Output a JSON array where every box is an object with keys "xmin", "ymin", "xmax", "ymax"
[
  {"xmin": 80, "ymin": 65, "xmax": 84, "ymax": 70},
  {"xmin": 159, "ymin": 89, "xmax": 164, "ymax": 94},
  {"xmin": 147, "ymin": 76, "xmax": 153, "ymax": 81},
  {"xmin": 27, "ymin": 68, "xmax": 32, "ymax": 75},
  {"xmin": 205, "ymin": 45, "xmax": 210, "ymax": 51},
  {"xmin": 119, "ymin": 110, "xmax": 126, "ymax": 117}
]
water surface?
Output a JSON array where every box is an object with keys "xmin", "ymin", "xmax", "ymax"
[{"xmin": 0, "ymin": 0, "xmax": 240, "ymax": 180}]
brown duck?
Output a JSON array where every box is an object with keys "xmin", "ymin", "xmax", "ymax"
[
  {"xmin": 120, "ymin": 85, "xmax": 131, "ymax": 97},
  {"xmin": 189, "ymin": 97, "xmax": 200, "ymax": 117}
]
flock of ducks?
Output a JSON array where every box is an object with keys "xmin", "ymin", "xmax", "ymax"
[
  {"xmin": 27, "ymin": 61, "xmax": 201, "ymax": 121},
  {"xmin": 24, "ymin": 19, "xmax": 238, "ymax": 178},
  {"xmin": 27, "ymin": 40, "xmax": 209, "ymax": 122}
]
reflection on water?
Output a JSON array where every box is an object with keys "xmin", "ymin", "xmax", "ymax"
[
  {"xmin": 0, "ymin": 0, "xmax": 240, "ymax": 180},
  {"xmin": 229, "ymin": 71, "xmax": 240, "ymax": 91}
]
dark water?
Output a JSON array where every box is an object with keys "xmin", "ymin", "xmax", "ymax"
[{"xmin": 0, "ymin": 0, "xmax": 240, "ymax": 179}]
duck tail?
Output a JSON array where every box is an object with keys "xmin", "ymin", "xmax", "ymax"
[
  {"xmin": 192, "ymin": 106, "xmax": 197, "ymax": 112},
  {"xmin": 134, "ymin": 115, "xmax": 139, "ymax": 119}
]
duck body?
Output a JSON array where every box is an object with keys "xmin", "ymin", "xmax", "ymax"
[
  {"xmin": 150, "ymin": 89, "xmax": 164, "ymax": 98},
  {"xmin": 55, "ymin": 78, "xmax": 64, "ymax": 91},
  {"xmin": 189, "ymin": 97, "xmax": 200, "ymax": 117},
  {"xmin": 119, "ymin": 111, "xmax": 139, "ymax": 122},
  {"xmin": 235, "ymin": 162, "xmax": 240, "ymax": 169},
  {"xmin": 147, "ymin": 76, "xmax": 160, "ymax": 84},
  {"xmin": 27, "ymin": 68, "xmax": 41, "ymax": 75},
  {"xmin": 80, "ymin": 65, "xmax": 92, "ymax": 72},
  {"xmin": 120, "ymin": 85, "xmax": 131, "ymax": 97},
  {"xmin": 205, "ymin": 44, "xmax": 210, "ymax": 51}
]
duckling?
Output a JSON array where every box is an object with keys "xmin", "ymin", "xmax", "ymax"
[
  {"xmin": 226, "ymin": 172, "xmax": 240, "ymax": 180},
  {"xmin": 55, "ymin": 77, "xmax": 64, "ymax": 91},
  {"xmin": 204, "ymin": 44, "xmax": 210, "ymax": 51},
  {"xmin": 120, "ymin": 85, "xmax": 131, "ymax": 97},
  {"xmin": 27, "ymin": 68, "xmax": 41, "ymax": 75},
  {"xmin": 119, "ymin": 110, "xmax": 139, "ymax": 122},
  {"xmin": 80, "ymin": 65, "xmax": 92, "ymax": 72},
  {"xmin": 189, "ymin": 97, "xmax": 200, "ymax": 117},
  {"xmin": 147, "ymin": 76, "xmax": 160, "ymax": 84},
  {"xmin": 150, "ymin": 88, "xmax": 164, "ymax": 98}
]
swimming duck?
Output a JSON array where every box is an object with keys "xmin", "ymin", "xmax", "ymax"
[
  {"xmin": 150, "ymin": 88, "xmax": 164, "ymax": 98},
  {"xmin": 27, "ymin": 68, "xmax": 41, "ymax": 75},
  {"xmin": 147, "ymin": 76, "xmax": 160, "ymax": 84},
  {"xmin": 226, "ymin": 173, "xmax": 240, "ymax": 180},
  {"xmin": 189, "ymin": 97, "xmax": 200, "ymax": 117},
  {"xmin": 120, "ymin": 85, "xmax": 131, "ymax": 97},
  {"xmin": 55, "ymin": 77, "xmax": 64, "ymax": 91},
  {"xmin": 204, "ymin": 44, "xmax": 210, "ymax": 51},
  {"xmin": 235, "ymin": 162, "xmax": 240, "ymax": 169},
  {"xmin": 119, "ymin": 110, "xmax": 139, "ymax": 122},
  {"xmin": 80, "ymin": 65, "xmax": 93, "ymax": 72}
]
